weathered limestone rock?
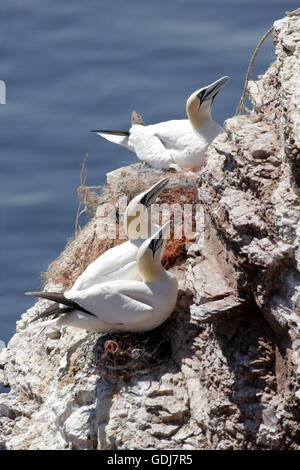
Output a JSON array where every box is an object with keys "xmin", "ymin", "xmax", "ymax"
[{"xmin": 0, "ymin": 12, "xmax": 300, "ymax": 450}]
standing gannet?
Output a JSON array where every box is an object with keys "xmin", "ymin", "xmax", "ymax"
[
  {"xmin": 70, "ymin": 177, "xmax": 169, "ymax": 291},
  {"xmin": 91, "ymin": 76, "xmax": 229, "ymax": 169},
  {"xmin": 26, "ymin": 223, "xmax": 178, "ymax": 333}
]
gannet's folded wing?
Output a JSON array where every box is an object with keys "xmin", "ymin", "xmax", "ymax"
[
  {"xmin": 67, "ymin": 282, "xmax": 154, "ymax": 325},
  {"xmin": 129, "ymin": 125, "xmax": 174, "ymax": 169}
]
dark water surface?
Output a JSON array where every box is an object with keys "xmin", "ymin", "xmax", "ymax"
[{"xmin": 0, "ymin": 0, "xmax": 299, "ymax": 356}]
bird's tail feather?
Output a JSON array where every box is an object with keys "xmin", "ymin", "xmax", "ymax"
[
  {"xmin": 90, "ymin": 129, "xmax": 132, "ymax": 150},
  {"xmin": 25, "ymin": 291, "xmax": 96, "ymax": 317}
]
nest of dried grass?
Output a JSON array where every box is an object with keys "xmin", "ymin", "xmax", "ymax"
[
  {"xmin": 44, "ymin": 227, "xmax": 125, "ymax": 289},
  {"xmin": 157, "ymin": 184, "xmax": 199, "ymax": 269}
]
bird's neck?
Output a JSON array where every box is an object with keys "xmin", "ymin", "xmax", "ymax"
[
  {"xmin": 187, "ymin": 107, "xmax": 213, "ymax": 132},
  {"xmin": 126, "ymin": 208, "xmax": 151, "ymax": 241},
  {"xmin": 186, "ymin": 100, "xmax": 214, "ymax": 132},
  {"xmin": 138, "ymin": 257, "xmax": 166, "ymax": 283}
]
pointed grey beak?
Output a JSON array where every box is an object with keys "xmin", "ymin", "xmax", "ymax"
[
  {"xmin": 140, "ymin": 177, "xmax": 169, "ymax": 207},
  {"xmin": 198, "ymin": 76, "xmax": 230, "ymax": 102},
  {"xmin": 148, "ymin": 221, "xmax": 170, "ymax": 255}
]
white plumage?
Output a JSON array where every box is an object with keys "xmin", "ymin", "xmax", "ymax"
[
  {"xmin": 92, "ymin": 76, "xmax": 229, "ymax": 169},
  {"xmin": 27, "ymin": 222, "xmax": 178, "ymax": 333}
]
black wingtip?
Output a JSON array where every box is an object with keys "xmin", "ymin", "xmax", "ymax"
[
  {"xmin": 25, "ymin": 290, "xmax": 97, "ymax": 318},
  {"xmin": 90, "ymin": 129, "xmax": 130, "ymax": 137},
  {"xmin": 29, "ymin": 306, "xmax": 73, "ymax": 324}
]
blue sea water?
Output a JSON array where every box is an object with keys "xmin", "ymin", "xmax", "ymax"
[{"xmin": 0, "ymin": 0, "xmax": 299, "ymax": 364}]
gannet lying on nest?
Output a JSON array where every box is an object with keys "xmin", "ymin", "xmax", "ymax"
[
  {"xmin": 91, "ymin": 76, "xmax": 229, "ymax": 169},
  {"xmin": 26, "ymin": 222, "xmax": 178, "ymax": 333}
]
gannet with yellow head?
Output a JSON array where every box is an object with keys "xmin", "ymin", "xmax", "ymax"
[
  {"xmin": 91, "ymin": 76, "xmax": 229, "ymax": 169},
  {"xmin": 69, "ymin": 177, "xmax": 169, "ymax": 291},
  {"xmin": 26, "ymin": 222, "xmax": 178, "ymax": 333}
]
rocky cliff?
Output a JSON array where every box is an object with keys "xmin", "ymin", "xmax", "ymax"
[{"xmin": 1, "ymin": 12, "xmax": 300, "ymax": 450}]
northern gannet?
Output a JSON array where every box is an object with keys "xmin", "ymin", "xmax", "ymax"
[
  {"xmin": 70, "ymin": 177, "xmax": 169, "ymax": 291},
  {"xmin": 91, "ymin": 76, "xmax": 229, "ymax": 169},
  {"xmin": 26, "ymin": 223, "xmax": 178, "ymax": 333}
]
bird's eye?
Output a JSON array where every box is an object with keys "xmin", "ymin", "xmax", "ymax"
[
  {"xmin": 140, "ymin": 193, "xmax": 148, "ymax": 206},
  {"xmin": 197, "ymin": 90, "xmax": 205, "ymax": 101},
  {"xmin": 149, "ymin": 238, "xmax": 156, "ymax": 255}
]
